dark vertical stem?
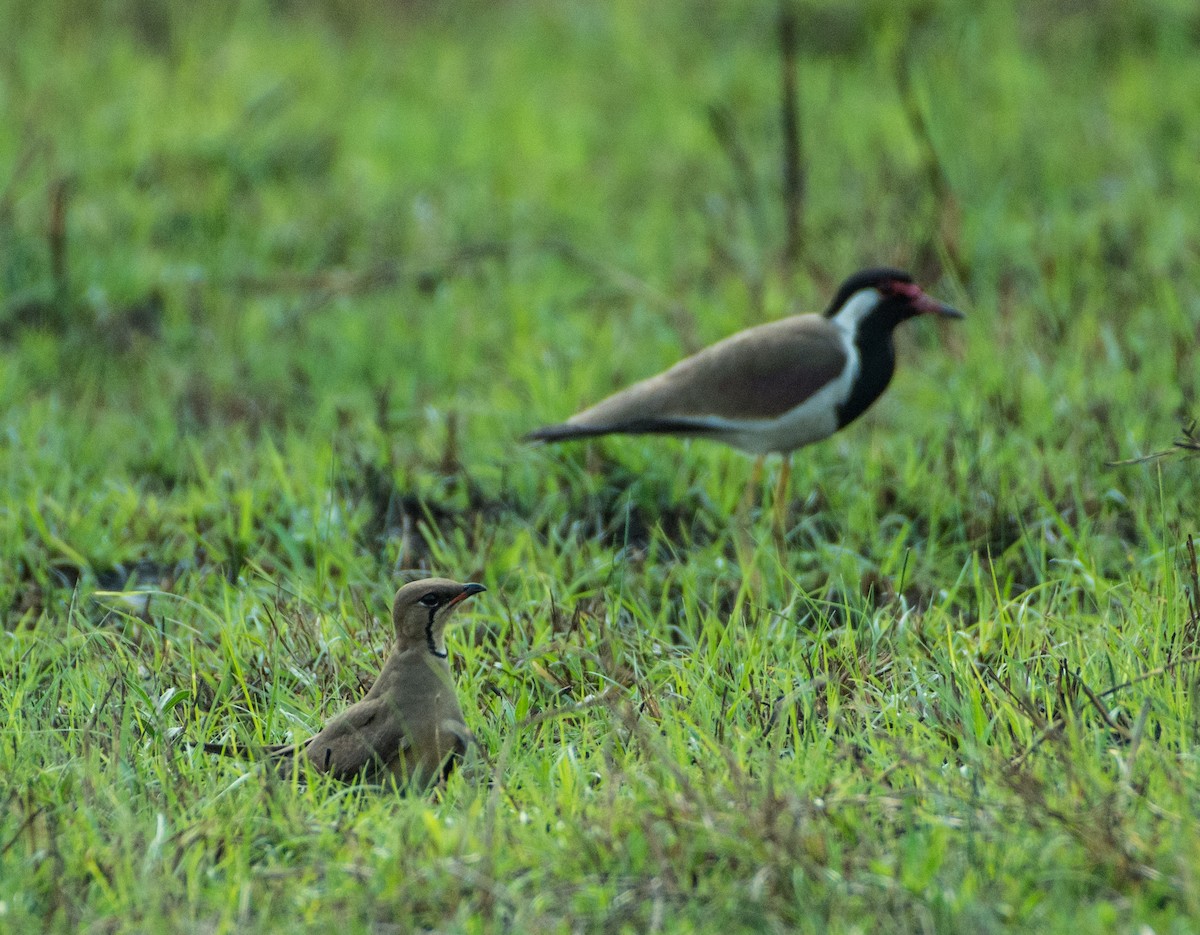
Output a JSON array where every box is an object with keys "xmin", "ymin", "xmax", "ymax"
[
  {"xmin": 894, "ymin": 53, "xmax": 967, "ymax": 283},
  {"xmin": 441, "ymin": 409, "xmax": 461, "ymax": 475},
  {"xmin": 49, "ymin": 176, "xmax": 70, "ymax": 305},
  {"xmin": 779, "ymin": 2, "xmax": 804, "ymax": 268},
  {"xmin": 894, "ymin": 58, "xmax": 947, "ymax": 223},
  {"xmin": 706, "ymin": 103, "xmax": 768, "ymax": 316},
  {"xmin": 707, "ymin": 103, "xmax": 766, "ymax": 245}
]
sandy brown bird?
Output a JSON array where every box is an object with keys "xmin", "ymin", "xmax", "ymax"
[
  {"xmin": 526, "ymin": 268, "xmax": 962, "ymax": 521},
  {"xmin": 202, "ymin": 578, "xmax": 485, "ymax": 792}
]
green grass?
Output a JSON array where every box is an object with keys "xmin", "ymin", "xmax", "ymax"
[{"xmin": 2, "ymin": 0, "xmax": 1200, "ymax": 931}]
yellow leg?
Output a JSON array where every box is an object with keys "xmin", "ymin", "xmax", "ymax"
[
  {"xmin": 772, "ymin": 456, "xmax": 792, "ymax": 543},
  {"xmin": 734, "ymin": 455, "xmax": 766, "ymax": 571},
  {"xmin": 737, "ymin": 454, "xmax": 766, "ymax": 521}
]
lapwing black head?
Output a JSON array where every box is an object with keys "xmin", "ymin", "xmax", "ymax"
[
  {"xmin": 822, "ymin": 268, "xmax": 963, "ymax": 431},
  {"xmin": 824, "ymin": 267, "xmax": 964, "ymax": 330}
]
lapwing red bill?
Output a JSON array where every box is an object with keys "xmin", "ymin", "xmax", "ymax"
[{"xmin": 525, "ymin": 268, "xmax": 962, "ymax": 456}]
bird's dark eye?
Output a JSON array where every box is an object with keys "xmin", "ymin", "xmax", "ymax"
[{"xmin": 418, "ymin": 593, "xmax": 442, "ymax": 608}]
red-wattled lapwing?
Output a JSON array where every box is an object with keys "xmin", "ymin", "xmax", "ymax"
[{"xmin": 526, "ymin": 268, "xmax": 963, "ymax": 528}]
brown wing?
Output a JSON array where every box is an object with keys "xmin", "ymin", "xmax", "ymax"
[
  {"xmin": 527, "ymin": 314, "xmax": 847, "ymax": 439},
  {"xmin": 301, "ymin": 698, "xmax": 411, "ymax": 782}
]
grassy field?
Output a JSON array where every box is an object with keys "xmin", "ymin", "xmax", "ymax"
[{"xmin": 2, "ymin": 0, "xmax": 1199, "ymax": 931}]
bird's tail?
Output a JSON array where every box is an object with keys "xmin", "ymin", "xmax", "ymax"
[
  {"xmin": 525, "ymin": 417, "xmax": 723, "ymax": 444},
  {"xmin": 523, "ymin": 422, "xmax": 614, "ymax": 444}
]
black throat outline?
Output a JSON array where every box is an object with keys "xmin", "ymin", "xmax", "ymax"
[
  {"xmin": 834, "ymin": 305, "xmax": 904, "ymax": 429},
  {"xmin": 425, "ymin": 606, "xmax": 447, "ymax": 658}
]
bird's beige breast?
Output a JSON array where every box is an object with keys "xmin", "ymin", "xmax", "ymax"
[{"xmin": 391, "ymin": 712, "xmax": 470, "ymax": 783}]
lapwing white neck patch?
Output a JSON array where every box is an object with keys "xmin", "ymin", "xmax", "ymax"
[{"xmin": 829, "ymin": 288, "xmax": 883, "ymax": 335}]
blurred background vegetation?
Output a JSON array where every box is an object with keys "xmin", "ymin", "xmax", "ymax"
[
  {"xmin": 3, "ymin": 0, "xmax": 1195, "ymax": 595},
  {"xmin": 2, "ymin": 1, "xmax": 1199, "ymax": 931}
]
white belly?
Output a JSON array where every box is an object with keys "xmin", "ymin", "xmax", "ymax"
[{"xmin": 701, "ymin": 349, "xmax": 861, "ymax": 454}]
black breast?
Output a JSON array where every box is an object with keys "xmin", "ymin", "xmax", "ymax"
[{"xmin": 835, "ymin": 331, "xmax": 896, "ymax": 429}]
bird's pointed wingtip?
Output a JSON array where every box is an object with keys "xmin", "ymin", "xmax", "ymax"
[{"xmin": 523, "ymin": 422, "xmax": 594, "ymax": 444}]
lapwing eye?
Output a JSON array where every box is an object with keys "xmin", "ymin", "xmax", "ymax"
[{"xmin": 418, "ymin": 593, "xmax": 442, "ymax": 608}]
